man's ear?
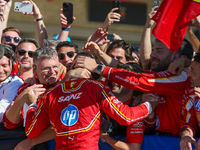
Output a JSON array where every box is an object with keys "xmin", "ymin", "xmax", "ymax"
[{"xmin": 33, "ymin": 64, "xmax": 36, "ymax": 71}]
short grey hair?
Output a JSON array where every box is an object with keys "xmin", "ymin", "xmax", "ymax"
[
  {"xmin": 43, "ymin": 39, "xmax": 61, "ymax": 47},
  {"xmin": 33, "ymin": 46, "xmax": 58, "ymax": 63}
]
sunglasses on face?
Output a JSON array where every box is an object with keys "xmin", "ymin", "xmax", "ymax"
[
  {"xmin": 18, "ymin": 49, "xmax": 34, "ymax": 58},
  {"xmin": 58, "ymin": 51, "xmax": 76, "ymax": 60},
  {"xmin": 3, "ymin": 36, "xmax": 21, "ymax": 43}
]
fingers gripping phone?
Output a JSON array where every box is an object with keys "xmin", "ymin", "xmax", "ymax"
[
  {"xmin": 14, "ymin": 2, "xmax": 33, "ymax": 13},
  {"xmin": 152, "ymin": 1, "xmax": 161, "ymax": 11},
  {"xmin": 63, "ymin": 2, "xmax": 73, "ymax": 24},
  {"xmin": 112, "ymin": 0, "xmax": 121, "ymax": 13}
]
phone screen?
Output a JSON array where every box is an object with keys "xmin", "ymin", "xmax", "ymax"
[{"xmin": 63, "ymin": 2, "xmax": 73, "ymax": 24}]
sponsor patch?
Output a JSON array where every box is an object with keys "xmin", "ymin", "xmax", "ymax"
[
  {"xmin": 61, "ymin": 104, "xmax": 79, "ymax": 126},
  {"xmin": 195, "ymin": 100, "xmax": 200, "ymax": 111},
  {"xmin": 156, "ymin": 116, "xmax": 159, "ymax": 129},
  {"xmin": 58, "ymin": 92, "xmax": 82, "ymax": 102}
]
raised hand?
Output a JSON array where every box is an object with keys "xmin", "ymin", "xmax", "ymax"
[
  {"xmin": 145, "ymin": 6, "xmax": 158, "ymax": 28},
  {"xmin": 102, "ymin": 8, "xmax": 121, "ymax": 30},
  {"xmin": 88, "ymin": 28, "xmax": 110, "ymax": 46},
  {"xmin": 60, "ymin": 8, "xmax": 76, "ymax": 28}
]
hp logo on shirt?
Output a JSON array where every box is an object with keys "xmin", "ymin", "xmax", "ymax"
[{"xmin": 61, "ymin": 104, "xmax": 79, "ymax": 126}]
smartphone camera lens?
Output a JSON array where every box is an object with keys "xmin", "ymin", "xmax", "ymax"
[{"xmin": 64, "ymin": 4, "xmax": 68, "ymax": 9}]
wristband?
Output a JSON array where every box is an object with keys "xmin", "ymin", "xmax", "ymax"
[
  {"xmin": 34, "ymin": 16, "xmax": 43, "ymax": 22},
  {"xmin": 62, "ymin": 27, "xmax": 71, "ymax": 31},
  {"xmin": 103, "ymin": 28, "xmax": 108, "ymax": 33}
]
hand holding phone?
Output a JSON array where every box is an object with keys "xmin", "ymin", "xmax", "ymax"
[
  {"xmin": 14, "ymin": 2, "xmax": 33, "ymax": 13},
  {"xmin": 101, "ymin": 118, "xmax": 113, "ymax": 133},
  {"xmin": 63, "ymin": 2, "xmax": 73, "ymax": 24},
  {"xmin": 152, "ymin": 1, "xmax": 161, "ymax": 11},
  {"xmin": 112, "ymin": 0, "xmax": 121, "ymax": 13}
]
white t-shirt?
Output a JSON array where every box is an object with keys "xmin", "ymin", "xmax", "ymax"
[{"xmin": 0, "ymin": 75, "xmax": 23, "ymax": 122}]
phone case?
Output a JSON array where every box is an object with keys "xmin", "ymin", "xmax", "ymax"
[
  {"xmin": 14, "ymin": 2, "xmax": 33, "ymax": 13},
  {"xmin": 107, "ymin": 34, "xmax": 114, "ymax": 42},
  {"xmin": 63, "ymin": 2, "xmax": 73, "ymax": 24},
  {"xmin": 152, "ymin": 1, "xmax": 161, "ymax": 10},
  {"xmin": 101, "ymin": 118, "xmax": 113, "ymax": 133},
  {"xmin": 112, "ymin": 0, "xmax": 121, "ymax": 13}
]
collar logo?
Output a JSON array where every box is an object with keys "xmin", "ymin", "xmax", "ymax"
[
  {"xmin": 70, "ymin": 82, "xmax": 76, "ymax": 88},
  {"xmin": 192, "ymin": 0, "xmax": 200, "ymax": 3}
]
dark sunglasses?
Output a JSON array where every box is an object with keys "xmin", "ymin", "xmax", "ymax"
[
  {"xmin": 3, "ymin": 36, "xmax": 21, "ymax": 43},
  {"xmin": 58, "ymin": 51, "xmax": 76, "ymax": 60},
  {"xmin": 18, "ymin": 49, "xmax": 34, "ymax": 58}
]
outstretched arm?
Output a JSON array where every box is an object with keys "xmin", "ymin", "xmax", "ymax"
[
  {"xmin": 179, "ymin": 127, "xmax": 196, "ymax": 150},
  {"xmin": 5, "ymin": 84, "xmax": 45, "ymax": 126},
  {"xmin": 22, "ymin": 0, "xmax": 47, "ymax": 47},
  {"xmin": 100, "ymin": 131, "xmax": 141, "ymax": 150},
  {"xmin": 0, "ymin": 0, "xmax": 6, "ymax": 40},
  {"xmin": 187, "ymin": 20, "xmax": 200, "ymax": 53},
  {"xmin": 14, "ymin": 127, "xmax": 55, "ymax": 150},
  {"xmin": 88, "ymin": 8, "xmax": 121, "ymax": 52},
  {"xmin": 57, "ymin": 8, "xmax": 75, "ymax": 41},
  {"xmin": 2, "ymin": 0, "xmax": 12, "ymax": 29},
  {"xmin": 81, "ymin": 41, "xmax": 119, "ymax": 67},
  {"xmin": 140, "ymin": 6, "xmax": 158, "ymax": 69}
]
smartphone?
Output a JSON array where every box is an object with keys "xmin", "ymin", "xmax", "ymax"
[
  {"xmin": 112, "ymin": 0, "xmax": 121, "ymax": 13},
  {"xmin": 14, "ymin": 2, "xmax": 33, "ymax": 13},
  {"xmin": 107, "ymin": 34, "xmax": 114, "ymax": 42},
  {"xmin": 152, "ymin": 1, "xmax": 161, "ymax": 11},
  {"xmin": 63, "ymin": 2, "xmax": 73, "ymax": 24},
  {"xmin": 101, "ymin": 118, "xmax": 113, "ymax": 133}
]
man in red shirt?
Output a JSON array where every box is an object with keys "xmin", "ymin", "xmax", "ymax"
[
  {"xmin": 3, "ymin": 46, "xmax": 65, "ymax": 149},
  {"xmin": 75, "ymin": 41, "xmax": 189, "ymax": 136},
  {"xmin": 24, "ymin": 53, "xmax": 159, "ymax": 150}
]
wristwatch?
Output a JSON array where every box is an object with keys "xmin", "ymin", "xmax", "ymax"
[{"xmin": 96, "ymin": 64, "xmax": 105, "ymax": 75}]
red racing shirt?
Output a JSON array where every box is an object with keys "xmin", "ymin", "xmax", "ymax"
[
  {"xmin": 3, "ymin": 73, "xmax": 65, "ymax": 130},
  {"xmin": 25, "ymin": 78, "xmax": 151, "ymax": 150},
  {"xmin": 102, "ymin": 66, "xmax": 188, "ymax": 136},
  {"xmin": 180, "ymin": 81, "xmax": 199, "ymax": 136}
]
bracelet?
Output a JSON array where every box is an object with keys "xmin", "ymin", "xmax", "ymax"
[
  {"xmin": 62, "ymin": 27, "xmax": 71, "ymax": 31},
  {"xmin": 34, "ymin": 16, "xmax": 43, "ymax": 22},
  {"xmin": 103, "ymin": 28, "xmax": 108, "ymax": 33},
  {"xmin": 0, "ymin": 14, "xmax": 4, "ymax": 22}
]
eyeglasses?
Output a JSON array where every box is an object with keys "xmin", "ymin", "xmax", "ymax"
[
  {"xmin": 36, "ymin": 65, "xmax": 60, "ymax": 72},
  {"xmin": 3, "ymin": 36, "xmax": 21, "ymax": 43},
  {"xmin": 18, "ymin": 49, "xmax": 34, "ymax": 58},
  {"xmin": 58, "ymin": 51, "xmax": 76, "ymax": 60}
]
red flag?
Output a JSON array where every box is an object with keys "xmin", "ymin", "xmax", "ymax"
[{"xmin": 152, "ymin": 0, "xmax": 200, "ymax": 52}]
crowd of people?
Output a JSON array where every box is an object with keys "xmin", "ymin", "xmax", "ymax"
[{"xmin": 0, "ymin": 0, "xmax": 200, "ymax": 150}]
